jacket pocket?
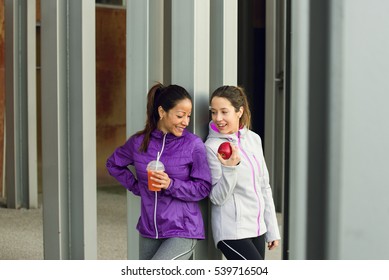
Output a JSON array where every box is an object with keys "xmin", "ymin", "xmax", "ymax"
[
  {"xmin": 223, "ymin": 195, "xmax": 240, "ymax": 223},
  {"xmin": 232, "ymin": 194, "xmax": 241, "ymax": 221}
]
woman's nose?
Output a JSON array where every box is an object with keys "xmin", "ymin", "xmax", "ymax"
[
  {"xmin": 182, "ymin": 116, "xmax": 190, "ymax": 126},
  {"xmin": 215, "ymin": 112, "xmax": 222, "ymax": 121}
]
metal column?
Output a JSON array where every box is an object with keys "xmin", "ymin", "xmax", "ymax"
[
  {"xmin": 210, "ymin": 0, "xmax": 238, "ymax": 92},
  {"xmin": 264, "ymin": 0, "xmax": 287, "ymax": 213},
  {"xmin": 209, "ymin": 0, "xmax": 238, "ymax": 260},
  {"xmin": 289, "ymin": 0, "xmax": 389, "ymax": 260},
  {"xmin": 288, "ymin": 0, "xmax": 310, "ymax": 260},
  {"xmin": 325, "ymin": 0, "xmax": 389, "ymax": 260},
  {"xmin": 171, "ymin": 0, "xmax": 210, "ymax": 139},
  {"xmin": 41, "ymin": 0, "xmax": 97, "ymax": 259},
  {"xmin": 5, "ymin": 0, "xmax": 38, "ymax": 209},
  {"xmin": 126, "ymin": 0, "xmax": 164, "ymax": 260},
  {"xmin": 171, "ymin": 0, "xmax": 210, "ymax": 259}
]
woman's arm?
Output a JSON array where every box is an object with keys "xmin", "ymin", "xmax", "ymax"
[
  {"xmin": 164, "ymin": 138, "xmax": 212, "ymax": 201},
  {"xmin": 206, "ymin": 144, "xmax": 238, "ymax": 206},
  {"xmin": 106, "ymin": 138, "xmax": 140, "ymax": 196}
]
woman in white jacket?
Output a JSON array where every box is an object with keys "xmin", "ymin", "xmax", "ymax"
[{"xmin": 205, "ymin": 85, "xmax": 281, "ymax": 260}]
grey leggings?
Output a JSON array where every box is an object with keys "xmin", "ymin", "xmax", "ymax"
[{"xmin": 139, "ymin": 236, "xmax": 197, "ymax": 260}]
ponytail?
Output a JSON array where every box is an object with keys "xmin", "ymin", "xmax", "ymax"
[{"xmin": 136, "ymin": 83, "xmax": 163, "ymax": 152}]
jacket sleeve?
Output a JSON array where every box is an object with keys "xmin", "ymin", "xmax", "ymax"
[
  {"xmin": 258, "ymin": 141, "xmax": 281, "ymax": 242},
  {"xmin": 206, "ymin": 144, "xmax": 238, "ymax": 206},
  {"xmin": 106, "ymin": 137, "xmax": 140, "ymax": 196},
  {"xmin": 164, "ymin": 138, "xmax": 212, "ymax": 202}
]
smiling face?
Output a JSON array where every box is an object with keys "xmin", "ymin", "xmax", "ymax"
[
  {"xmin": 210, "ymin": 96, "xmax": 243, "ymax": 134},
  {"xmin": 158, "ymin": 98, "xmax": 192, "ymax": 137}
]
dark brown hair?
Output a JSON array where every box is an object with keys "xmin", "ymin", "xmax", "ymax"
[
  {"xmin": 210, "ymin": 85, "xmax": 251, "ymax": 129},
  {"xmin": 136, "ymin": 83, "xmax": 192, "ymax": 152}
]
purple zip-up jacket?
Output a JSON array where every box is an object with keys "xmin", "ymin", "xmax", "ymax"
[{"xmin": 106, "ymin": 129, "xmax": 212, "ymax": 239}]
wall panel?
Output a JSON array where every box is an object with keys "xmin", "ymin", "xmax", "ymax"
[
  {"xmin": 96, "ymin": 7, "xmax": 126, "ymax": 187},
  {"xmin": 0, "ymin": 0, "xmax": 5, "ymax": 197}
]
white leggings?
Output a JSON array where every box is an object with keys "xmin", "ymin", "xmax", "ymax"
[{"xmin": 139, "ymin": 236, "xmax": 197, "ymax": 260}]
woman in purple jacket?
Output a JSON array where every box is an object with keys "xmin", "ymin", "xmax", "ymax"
[{"xmin": 106, "ymin": 83, "xmax": 212, "ymax": 260}]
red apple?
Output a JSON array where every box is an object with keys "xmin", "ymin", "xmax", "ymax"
[{"xmin": 217, "ymin": 142, "xmax": 232, "ymax": 159}]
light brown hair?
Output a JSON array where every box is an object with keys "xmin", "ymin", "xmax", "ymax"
[{"xmin": 210, "ymin": 85, "xmax": 251, "ymax": 129}]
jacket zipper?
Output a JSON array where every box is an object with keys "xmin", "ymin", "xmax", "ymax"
[
  {"xmin": 153, "ymin": 191, "xmax": 158, "ymax": 238},
  {"xmin": 153, "ymin": 133, "xmax": 167, "ymax": 239},
  {"xmin": 237, "ymin": 134, "xmax": 261, "ymax": 236}
]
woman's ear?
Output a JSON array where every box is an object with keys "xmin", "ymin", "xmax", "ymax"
[
  {"xmin": 238, "ymin": 106, "xmax": 244, "ymax": 118},
  {"xmin": 158, "ymin": 106, "xmax": 165, "ymax": 120}
]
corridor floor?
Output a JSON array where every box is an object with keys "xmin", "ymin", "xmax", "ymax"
[{"xmin": 0, "ymin": 186, "xmax": 282, "ymax": 260}]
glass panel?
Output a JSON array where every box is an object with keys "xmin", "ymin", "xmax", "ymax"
[{"xmin": 96, "ymin": 0, "xmax": 124, "ymax": 6}]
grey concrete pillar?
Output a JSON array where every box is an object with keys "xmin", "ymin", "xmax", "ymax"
[
  {"xmin": 171, "ymin": 0, "xmax": 210, "ymax": 259},
  {"xmin": 209, "ymin": 0, "xmax": 238, "ymax": 260},
  {"xmin": 126, "ymin": 0, "xmax": 164, "ymax": 259},
  {"xmin": 288, "ymin": 0, "xmax": 310, "ymax": 260},
  {"xmin": 325, "ymin": 0, "xmax": 389, "ymax": 260},
  {"xmin": 5, "ymin": 0, "xmax": 38, "ymax": 209},
  {"xmin": 210, "ymin": 0, "xmax": 238, "ymax": 92},
  {"xmin": 264, "ymin": 0, "xmax": 287, "ymax": 212},
  {"xmin": 289, "ymin": 0, "xmax": 389, "ymax": 259},
  {"xmin": 41, "ymin": 0, "xmax": 97, "ymax": 259},
  {"xmin": 171, "ymin": 0, "xmax": 210, "ymax": 139}
]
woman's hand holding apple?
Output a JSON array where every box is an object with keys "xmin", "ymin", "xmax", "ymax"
[{"xmin": 217, "ymin": 142, "xmax": 241, "ymax": 166}]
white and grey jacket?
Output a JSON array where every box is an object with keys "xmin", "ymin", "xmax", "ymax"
[{"xmin": 205, "ymin": 121, "xmax": 281, "ymax": 247}]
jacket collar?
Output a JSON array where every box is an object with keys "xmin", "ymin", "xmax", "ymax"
[
  {"xmin": 151, "ymin": 128, "xmax": 188, "ymax": 141},
  {"xmin": 208, "ymin": 121, "xmax": 247, "ymax": 143}
]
